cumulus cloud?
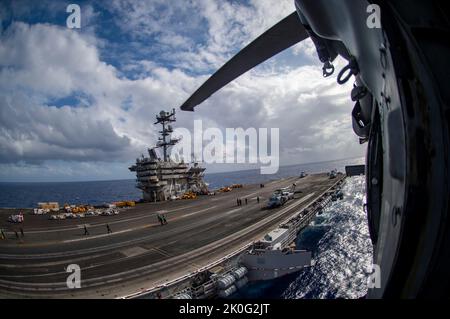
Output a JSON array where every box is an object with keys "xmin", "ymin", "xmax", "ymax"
[
  {"xmin": 0, "ymin": 0, "xmax": 365, "ymax": 181},
  {"xmin": 0, "ymin": 93, "xmax": 132, "ymax": 163},
  {"xmin": 185, "ymin": 60, "xmax": 361, "ymax": 166},
  {"xmin": 105, "ymin": 0, "xmax": 308, "ymax": 72},
  {"xmin": 0, "ymin": 22, "xmax": 135, "ymax": 163},
  {"xmin": 0, "ymin": 23, "xmax": 110, "ymax": 96}
]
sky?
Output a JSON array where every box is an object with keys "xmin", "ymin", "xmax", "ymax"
[{"xmin": 0, "ymin": 0, "xmax": 366, "ymax": 182}]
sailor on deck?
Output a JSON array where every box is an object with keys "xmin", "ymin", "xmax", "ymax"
[
  {"xmin": 83, "ymin": 225, "xmax": 89, "ymax": 236},
  {"xmin": 157, "ymin": 214, "xmax": 162, "ymax": 225}
]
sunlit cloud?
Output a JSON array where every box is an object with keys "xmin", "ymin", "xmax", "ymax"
[{"xmin": 0, "ymin": 0, "xmax": 365, "ymax": 181}]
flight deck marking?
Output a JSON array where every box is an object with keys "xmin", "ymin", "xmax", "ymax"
[
  {"xmin": 53, "ymin": 189, "xmax": 323, "ymax": 288},
  {"xmin": 120, "ymin": 246, "xmax": 149, "ymax": 258},
  {"xmin": 10, "ymin": 205, "xmax": 192, "ymax": 235},
  {"xmin": 0, "ymin": 251, "xmax": 123, "ymax": 268},
  {"xmin": 0, "ymin": 188, "xmax": 316, "ymax": 254},
  {"xmin": 0, "ymin": 179, "xmax": 334, "ymax": 261},
  {"xmin": 223, "ymin": 208, "xmax": 242, "ymax": 216},
  {"xmin": 0, "ymin": 186, "xmax": 315, "ymax": 251},
  {"xmin": 0, "ymin": 205, "xmax": 227, "ymax": 258},
  {"xmin": 0, "ymin": 244, "xmax": 182, "ymax": 278},
  {"xmin": 0, "ymin": 242, "xmax": 201, "ymax": 280},
  {"xmin": 0, "ymin": 178, "xmax": 341, "ymax": 286},
  {"xmin": 241, "ymin": 191, "xmax": 260, "ymax": 199},
  {"xmin": 55, "ymin": 206, "xmax": 218, "ymax": 244},
  {"xmin": 1, "ymin": 206, "xmax": 219, "ymax": 247},
  {"xmin": 147, "ymin": 245, "xmax": 201, "ymax": 269},
  {"xmin": 6, "ymin": 180, "xmax": 295, "ymax": 236},
  {"xmin": 149, "ymin": 246, "xmax": 172, "ymax": 258},
  {"xmin": 0, "ymin": 181, "xmax": 339, "ymax": 291},
  {"xmin": 177, "ymin": 206, "xmax": 218, "ymax": 219},
  {"xmin": 61, "ymin": 223, "xmax": 159, "ymax": 243}
]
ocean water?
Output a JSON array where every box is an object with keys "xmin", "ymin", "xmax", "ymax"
[
  {"xmin": 230, "ymin": 176, "xmax": 373, "ymax": 299},
  {"xmin": 0, "ymin": 179, "xmax": 141, "ymax": 209},
  {"xmin": 0, "ymin": 157, "xmax": 364, "ymax": 208}
]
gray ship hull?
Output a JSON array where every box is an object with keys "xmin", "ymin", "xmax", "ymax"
[{"xmin": 240, "ymin": 249, "xmax": 312, "ymax": 281}]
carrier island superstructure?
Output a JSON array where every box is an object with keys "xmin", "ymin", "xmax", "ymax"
[{"xmin": 129, "ymin": 109, "xmax": 208, "ymax": 202}]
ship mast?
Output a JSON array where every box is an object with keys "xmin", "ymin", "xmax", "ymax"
[{"xmin": 154, "ymin": 108, "xmax": 178, "ymax": 162}]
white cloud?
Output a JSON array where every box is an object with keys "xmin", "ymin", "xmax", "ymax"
[
  {"xmin": 105, "ymin": 0, "xmax": 307, "ymax": 72},
  {"xmin": 0, "ymin": 1, "xmax": 365, "ymax": 181},
  {"xmin": 0, "ymin": 22, "xmax": 114, "ymax": 98}
]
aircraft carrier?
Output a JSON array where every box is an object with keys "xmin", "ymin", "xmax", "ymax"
[{"xmin": 0, "ymin": 172, "xmax": 345, "ymax": 299}]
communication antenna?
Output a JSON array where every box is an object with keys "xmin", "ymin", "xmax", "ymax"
[{"xmin": 154, "ymin": 108, "xmax": 178, "ymax": 161}]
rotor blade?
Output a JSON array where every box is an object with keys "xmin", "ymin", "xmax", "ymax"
[{"xmin": 180, "ymin": 11, "xmax": 308, "ymax": 111}]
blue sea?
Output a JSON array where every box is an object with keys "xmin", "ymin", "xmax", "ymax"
[{"xmin": 0, "ymin": 157, "xmax": 364, "ymax": 208}]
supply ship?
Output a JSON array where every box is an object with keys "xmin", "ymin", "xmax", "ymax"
[{"xmin": 128, "ymin": 109, "xmax": 208, "ymax": 202}]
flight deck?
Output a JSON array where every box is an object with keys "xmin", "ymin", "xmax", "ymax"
[{"xmin": 0, "ymin": 173, "xmax": 343, "ymax": 298}]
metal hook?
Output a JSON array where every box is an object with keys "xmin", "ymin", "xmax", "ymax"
[
  {"xmin": 322, "ymin": 61, "xmax": 335, "ymax": 77},
  {"xmin": 337, "ymin": 57, "xmax": 359, "ymax": 85}
]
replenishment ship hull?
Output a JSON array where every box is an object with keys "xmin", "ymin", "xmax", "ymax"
[{"xmin": 240, "ymin": 249, "xmax": 312, "ymax": 281}]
